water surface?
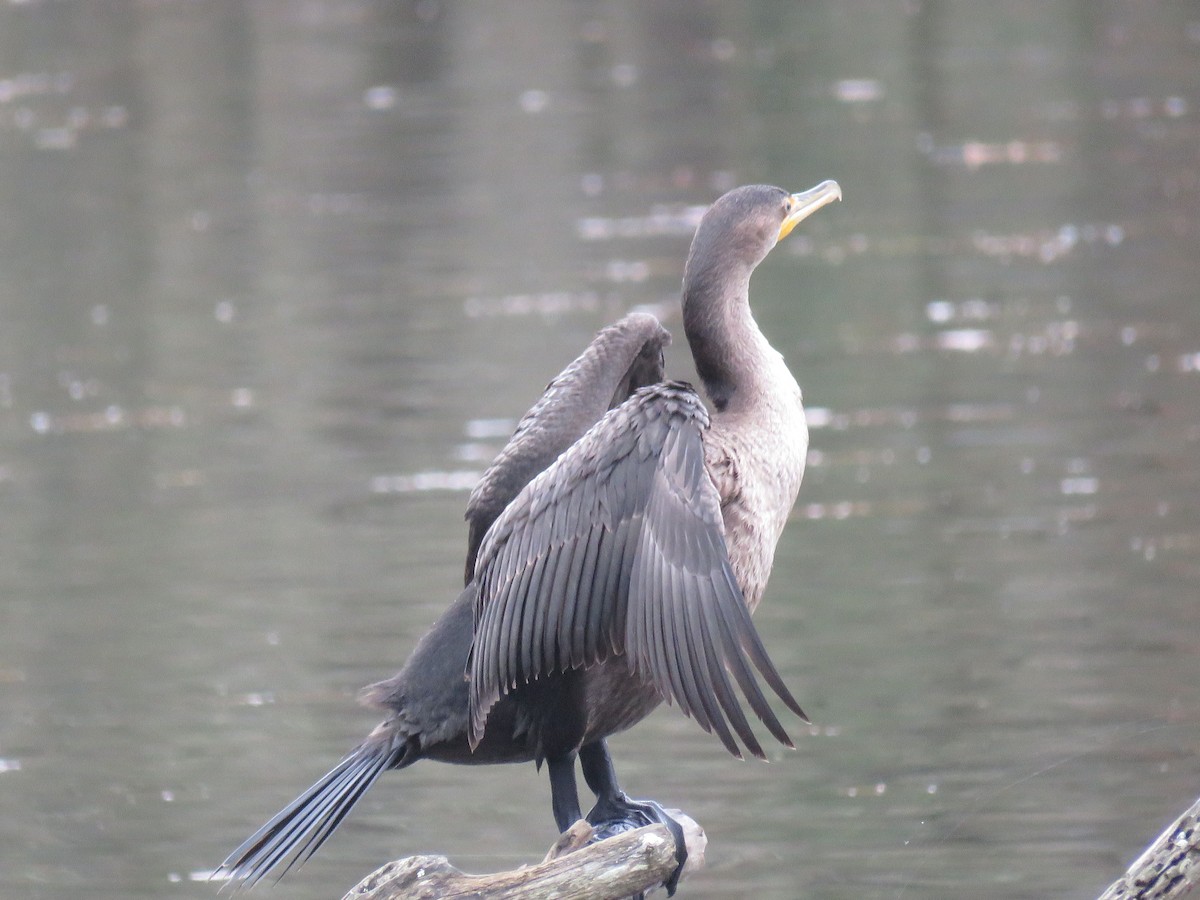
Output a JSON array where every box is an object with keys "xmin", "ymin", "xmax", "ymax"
[{"xmin": 1, "ymin": 3, "xmax": 1199, "ymax": 899}]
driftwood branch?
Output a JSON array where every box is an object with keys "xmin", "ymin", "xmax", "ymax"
[
  {"xmin": 340, "ymin": 792, "xmax": 1200, "ymax": 899},
  {"xmin": 1097, "ymin": 795, "xmax": 1200, "ymax": 899},
  {"xmin": 343, "ymin": 814, "xmax": 706, "ymax": 900}
]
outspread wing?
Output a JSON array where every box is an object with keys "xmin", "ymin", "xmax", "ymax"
[
  {"xmin": 467, "ymin": 380, "xmax": 806, "ymax": 759},
  {"xmin": 463, "ymin": 313, "xmax": 669, "ymax": 584}
]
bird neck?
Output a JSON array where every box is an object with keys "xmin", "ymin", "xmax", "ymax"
[{"xmin": 682, "ymin": 265, "xmax": 783, "ymax": 415}]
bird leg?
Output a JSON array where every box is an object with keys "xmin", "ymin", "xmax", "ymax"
[
  {"xmin": 547, "ymin": 752, "xmax": 583, "ymax": 832},
  {"xmin": 579, "ymin": 740, "xmax": 687, "ymax": 897}
]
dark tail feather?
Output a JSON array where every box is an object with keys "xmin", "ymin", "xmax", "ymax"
[{"xmin": 214, "ymin": 726, "xmax": 415, "ymax": 888}]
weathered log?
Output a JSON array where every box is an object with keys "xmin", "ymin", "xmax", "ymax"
[
  {"xmin": 1096, "ymin": 795, "xmax": 1200, "ymax": 899},
  {"xmin": 342, "ymin": 814, "xmax": 706, "ymax": 900}
]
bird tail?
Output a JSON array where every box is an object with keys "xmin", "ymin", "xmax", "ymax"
[{"xmin": 213, "ymin": 722, "xmax": 416, "ymax": 888}]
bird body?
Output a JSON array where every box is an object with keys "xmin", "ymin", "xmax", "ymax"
[
  {"xmin": 216, "ymin": 180, "xmax": 841, "ymax": 889},
  {"xmin": 466, "ymin": 375, "xmax": 804, "ymax": 763}
]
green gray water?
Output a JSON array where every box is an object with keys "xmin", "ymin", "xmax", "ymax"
[{"xmin": 1, "ymin": 3, "xmax": 1199, "ymax": 898}]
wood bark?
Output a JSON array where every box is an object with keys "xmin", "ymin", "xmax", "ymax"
[
  {"xmin": 343, "ymin": 815, "xmax": 705, "ymax": 900},
  {"xmin": 1097, "ymin": 795, "xmax": 1200, "ymax": 899}
]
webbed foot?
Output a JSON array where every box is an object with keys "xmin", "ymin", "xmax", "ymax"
[{"xmin": 586, "ymin": 793, "xmax": 687, "ymax": 897}]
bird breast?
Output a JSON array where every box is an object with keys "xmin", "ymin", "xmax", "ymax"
[{"xmin": 705, "ymin": 389, "xmax": 808, "ymax": 612}]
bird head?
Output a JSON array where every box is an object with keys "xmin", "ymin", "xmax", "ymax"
[{"xmin": 685, "ymin": 180, "xmax": 842, "ymax": 284}]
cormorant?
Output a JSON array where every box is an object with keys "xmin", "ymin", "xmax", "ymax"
[{"xmin": 215, "ymin": 180, "xmax": 842, "ymax": 893}]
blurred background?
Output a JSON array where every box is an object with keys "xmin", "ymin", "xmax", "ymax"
[{"xmin": 1, "ymin": 2, "xmax": 1198, "ymax": 898}]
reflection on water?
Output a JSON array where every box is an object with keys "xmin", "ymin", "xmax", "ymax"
[{"xmin": 1, "ymin": 3, "xmax": 1199, "ymax": 899}]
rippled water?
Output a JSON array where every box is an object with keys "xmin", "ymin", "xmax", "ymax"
[{"xmin": 2, "ymin": 3, "xmax": 1199, "ymax": 899}]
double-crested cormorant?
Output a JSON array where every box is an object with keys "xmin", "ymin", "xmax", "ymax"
[{"xmin": 215, "ymin": 180, "xmax": 842, "ymax": 892}]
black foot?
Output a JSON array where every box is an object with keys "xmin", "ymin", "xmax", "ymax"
[{"xmin": 586, "ymin": 793, "xmax": 687, "ymax": 897}]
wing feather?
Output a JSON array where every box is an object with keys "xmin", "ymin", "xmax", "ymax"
[
  {"xmin": 709, "ymin": 577, "xmax": 796, "ymax": 749},
  {"xmin": 545, "ymin": 538, "xmax": 578, "ymax": 672},
  {"xmin": 670, "ymin": 576, "xmax": 713, "ymax": 732},
  {"xmin": 606, "ymin": 515, "xmax": 637, "ymax": 654},
  {"xmin": 567, "ymin": 526, "xmax": 601, "ymax": 666},
  {"xmin": 696, "ymin": 588, "xmax": 759, "ymax": 759},
  {"xmin": 676, "ymin": 582, "xmax": 742, "ymax": 755},
  {"xmin": 467, "ymin": 381, "xmax": 804, "ymax": 756},
  {"xmin": 522, "ymin": 556, "xmax": 547, "ymax": 682},
  {"xmin": 657, "ymin": 559, "xmax": 689, "ymax": 715}
]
